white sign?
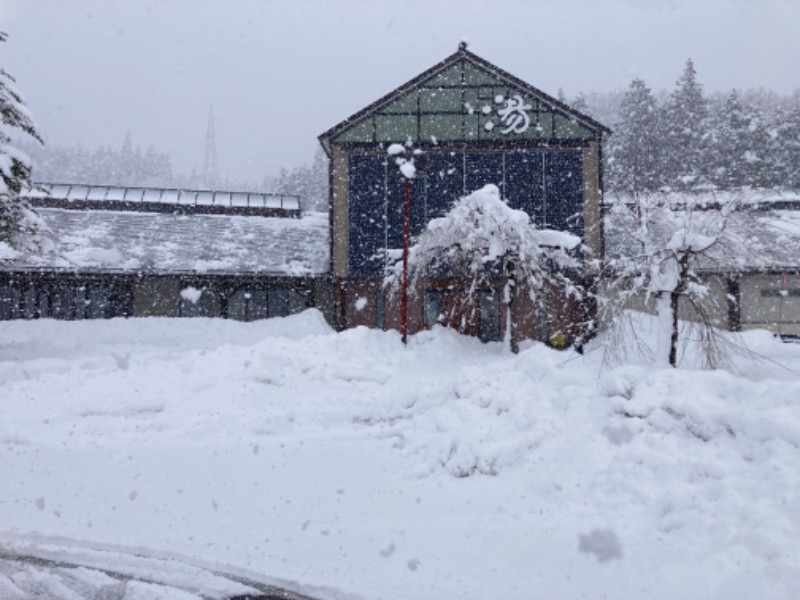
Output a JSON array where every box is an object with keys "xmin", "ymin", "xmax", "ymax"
[
  {"xmin": 477, "ymin": 94, "xmax": 533, "ymax": 135},
  {"xmin": 497, "ymin": 95, "xmax": 532, "ymax": 134}
]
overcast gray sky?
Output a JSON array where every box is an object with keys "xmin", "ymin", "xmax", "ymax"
[{"xmin": 2, "ymin": 0, "xmax": 798, "ymax": 184}]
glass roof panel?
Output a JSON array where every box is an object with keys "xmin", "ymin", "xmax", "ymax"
[
  {"xmin": 48, "ymin": 185, "xmax": 71, "ymax": 199},
  {"xmin": 177, "ymin": 190, "xmax": 195, "ymax": 204},
  {"xmin": 283, "ymin": 197, "xmax": 300, "ymax": 210},
  {"xmin": 231, "ymin": 192, "xmax": 249, "ymax": 207},
  {"xmin": 86, "ymin": 186, "xmax": 107, "ymax": 201},
  {"xmin": 124, "ymin": 188, "xmax": 145, "ymax": 201},
  {"xmin": 160, "ymin": 190, "xmax": 179, "ymax": 203},
  {"xmin": 105, "ymin": 187, "xmax": 126, "ymax": 200},
  {"xmin": 143, "ymin": 189, "xmax": 162, "ymax": 202},
  {"xmin": 248, "ymin": 194, "xmax": 265, "ymax": 208},
  {"xmin": 69, "ymin": 185, "xmax": 90, "ymax": 199},
  {"xmin": 196, "ymin": 191, "xmax": 213, "ymax": 205}
]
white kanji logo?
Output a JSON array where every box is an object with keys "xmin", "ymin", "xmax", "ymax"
[{"xmin": 496, "ymin": 95, "xmax": 532, "ymax": 134}]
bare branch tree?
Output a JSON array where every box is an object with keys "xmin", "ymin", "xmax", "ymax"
[{"xmin": 602, "ymin": 191, "xmax": 768, "ymax": 368}]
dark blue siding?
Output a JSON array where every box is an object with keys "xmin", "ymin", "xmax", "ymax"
[
  {"xmin": 505, "ymin": 151, "xmax": 545, "ymax": 228},
  {"xmin": 348, "ymin": 149, "xmax": 585, "ymax": 276},
  {"xmin": 544, "ymin": 151, "xmax": 584, "ymax": 238},
  {"xmin": 385, "ymin": 171, "xmax": 427, "ymax": 251},
  {"xmin": 425, "ymin": 152, "xmax": 462, "ymax": 220},
  {"xmin": 464, "ymin": 152, "xmax": 504, "ymax": 195},
  {"xmin": 349, "ymin": 155, "xmax": 386, "ymax": 275}
]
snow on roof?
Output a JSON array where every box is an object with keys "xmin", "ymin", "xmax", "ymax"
[
  {"xmin": 5, "ymin": 208, "xmax": 330, "ymax": 276},
  {"xmin": 604, "ymin": 191, "xmax": 800, "ymax": 272}
]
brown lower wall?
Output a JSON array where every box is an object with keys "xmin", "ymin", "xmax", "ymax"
[{"xmin": 337, "ymin": 276, "xmax": 594, "ymax": 347}]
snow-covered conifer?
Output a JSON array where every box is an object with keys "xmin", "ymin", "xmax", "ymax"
[
  {"xmin": 0, "ymin": 31, "xmax": 49, "ymax": 258},
  {"xmin": 607, "ymin": 78, "xmax": 662, "ymax": 192},
  {"xmin": 774, "ymin": 101, "xmax": 800, "ymax": 190},
  {"xmin": 662, "ymin": 60, "xmax": 708, "ymax": 189}
]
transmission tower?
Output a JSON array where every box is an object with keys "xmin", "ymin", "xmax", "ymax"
[{"xmin": 201, "ymin": 106, "xmax": 219, "ymax": 189}]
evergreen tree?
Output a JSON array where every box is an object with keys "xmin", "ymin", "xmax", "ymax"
[
  {"xmin": 0, "ymin": 31, "xmax": 49, "ymax": 254},
  {"xmin": 773, "ymin": 101, "xmax": 800, "ymax": 190},
  {"xmin": 662, "ymin": 59, "xmax": 708, "ymax": 189},
  {"xmin": 607, "ymin": 78, "xmax": 662, "ymax": 192},
  {"xmin": 712, "ymin": 91, "xmax": 776, "ymax": 189},
  {"xmin": 570, "ymin": 92, "xmax": 592, "ymax": 117},
  {"xmin": 273, "ymin": 148, "xmax": 330, "ymax": 212},
  {"xmin": 307, "ymin": 146, "xmax": 329, "ymax": 211},
  {"xmin": 710, "ymin": 90, "xmax": 750, "ymax": 188}
]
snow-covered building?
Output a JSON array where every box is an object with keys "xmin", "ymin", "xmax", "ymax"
[
  {"xmin": 2, "ymin": 46, "xmax": 616, "ymax": 348},
  {"xmin": 0, "ymin": 184, "xmax": 331, "ymax": 321},
  {"xmin": 318, "ymin": 44, "xmax": 610, "ymax": 342},
  {"xmin": 603, "ymin": 192, "xmax": 800, "ymax": 338}
]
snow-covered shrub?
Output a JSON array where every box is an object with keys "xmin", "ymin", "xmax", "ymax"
[{"xmin": 387, "ymin": 184, "xmax": 583, "ymax": 353}]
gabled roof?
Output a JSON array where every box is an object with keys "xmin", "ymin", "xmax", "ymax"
[{"xmin": 319, "ymin": 44, "xmax": 610, "ymax": 154}]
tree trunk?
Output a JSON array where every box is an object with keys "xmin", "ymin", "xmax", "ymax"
[
  {"xmin": 654, "ymin": 292, "xmax": 674, "ymax": 367},
  {"xmin": 669, "ymin": 289, "xmax": 679, "ymax": 367},
  {"xmin": 506, "ymin": 260, "xmax": 519, "ymax": 354}
]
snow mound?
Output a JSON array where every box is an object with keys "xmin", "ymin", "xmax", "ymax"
[{"xmin": 1, "ymin": 314, "xmax": 800, "ymax": 599}]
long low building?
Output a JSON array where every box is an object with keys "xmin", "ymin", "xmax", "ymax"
[
  {"xmin": 3, "ymin": 185, "xmax": 800, "ymax": 341},
  {"xmin": 0, "ymin": 184, "xmax": 332, "ymax": 322}
]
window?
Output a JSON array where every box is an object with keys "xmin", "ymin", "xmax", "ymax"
[
  {"xmin": 376, "ymin": 290, "xmax": 385, "ymax": 330},
  {"xmin": 268, "ymin": 287, "xmax": 308, "ymax": 318},
  {"xmin": 180, "ymin": 286, "xmax": 222, "ymax": 317},
  {"xmin": 478, "ymin": 289, "xmax": 501, "ymax": 343},
  {"xmin": 0, "ymin": 283, "xmax": 21, "ymax": 320},
  {"xmin": 424, "ymin": 290, "xmax": 444, "ymax": 327},
  {"xmin": 761, "ymin": 288, "xmax": 800, "ymax": 297},
  {"xmin": 228, "ymin": 289, "xmax": 269, "ymax": 321},
  {"xmin": 85, "ymin": 284, "xmax": 116, "ymax": 319}
]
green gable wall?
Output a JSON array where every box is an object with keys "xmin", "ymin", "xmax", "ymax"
[{"xmin": 332, "ymin": 58, "xmax": 596, "ymax": 145}]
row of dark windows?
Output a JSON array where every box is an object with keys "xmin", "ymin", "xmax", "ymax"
[
  {"xmin": 179, "ymin": 285, "xmax": 309, "ymax": 320},
  {"xmin": 348, "ymin": 150, "xmax": 584, "ymax": 276},
  {"xmin": 0, "ymin": 279, "xmax": 310, "ymax": 321},
  {"xmin": 760, "ymin": 288, "xmax": 800, "ymax": 298},
  {"xmin": 0, "ymin": 281, "xmax": 130, "ymax": 320}
]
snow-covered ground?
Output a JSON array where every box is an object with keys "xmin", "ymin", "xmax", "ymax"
[{"xmin": 1, "ymin": 311, "xmax": 799, "ymax": 599}]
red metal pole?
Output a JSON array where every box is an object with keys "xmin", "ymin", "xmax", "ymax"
[{"xmin": 400, "ymin": 179, "xmax": 411, "ymax": 344}]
